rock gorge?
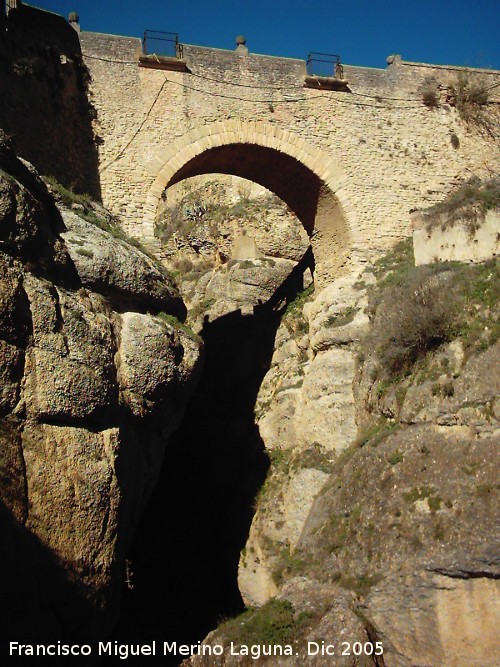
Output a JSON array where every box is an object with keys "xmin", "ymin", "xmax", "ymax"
[
  {"xmin": 1, "ymin": 132, "xmax": 498, "ymax": 666},
  {"xmin": 0, "ymin": 6, "xmax": 499, "ymax": 665}
]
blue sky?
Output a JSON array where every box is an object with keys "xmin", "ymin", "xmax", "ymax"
[{"xmin": 31, "ymin": 0, "xmax": 499, "ymax": 70}]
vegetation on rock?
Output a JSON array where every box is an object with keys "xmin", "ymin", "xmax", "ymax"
[
  {"xmin": 200, "ymin": 231, "xmax": 499, "ymax": 666},
  {"xmin": 45, "ymin": 175, "xmax": 158, "ymax": 259},
  {"xmin": 422, "ymin": 176, "xmax": 500, "ymax": 235},
  {"xmin": 0, "ymin": 145, "xmax": 201, "ymax": 644},
  {"xmin": 362, "ymin": 236, "xmax": 499, "ymax": 379},
  {"xmin": 219, "ymin": 599, "xmax": 298, "ymax": 646},
  {"xmin": 448, "ymin": 70, "xmax": 491, "ymax": 126}
]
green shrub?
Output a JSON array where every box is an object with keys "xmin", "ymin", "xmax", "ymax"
[
  {"xmin": 338, "ymin": 573, "xmax": 383, "ymax": 596},
  {"xmin": 291, "ymin": 443, "xmax": 334, "ymax": 474},
  {"xmin": 273, "ymin": 547, "xmax": 306, "ymax": 585},
  {"xmin": 156, "ymin": 312, "xmax": 201, "ymax": 343},
  {"xmin": 220, "ymin": 599, "xmax": 296, "ymax": 646},
  {"xmin": 75, "ymin": 248, "xmax": 94, "ymax": 258},
  {"xmin": 363, "ymin": 232, "xmax": 499, "ymax": 380},
  {"xmin": 448, "ymin": 71, "xmax": 490, "ymax": 126},
  {"xmin": 422, "ymin": 86, "xmax": 439, "ymax": 108},
  {"xmin": 369, "ymin": 237, "xmax": 415, "ymax": 295},
  {"xmin": 403, "ymin": 486, "xmax": 443, "ymax": 513},
  {"xmin": 172, "ymin": 257, "xmax": 194, "ymax": 273},
  {"xmin": 188, "ymin": 297, "xmax": 216, "ymax": 320},
  {"xmin": 351, "ymin": 418, "xmax": 400, "ymax": 450},
  {"xmin": 387, "ymin": 450, "xmax": 403, "ymax": 465},
  {"xmin": 368, "ymin": 267, "xmax": 458, "ymax": 376},
  {"xmin": 284, "ymin": 284, "xmax": 314, "ymax": 318},
  {"xmin": 423, "ymin": 177, "xmax": 500, "ymax": 236}
]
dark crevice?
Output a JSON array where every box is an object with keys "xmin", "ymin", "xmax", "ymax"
[
  {"xmin": 429, "ymin": 567, "xmax": 500, "ymax": 580},
  {"xmin": 104, "ymin": 249, "xmax": 314, "ymax": 665}
]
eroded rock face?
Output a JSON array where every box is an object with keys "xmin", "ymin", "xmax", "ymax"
[
  {"xmin": 366, "ymin": 572, "xmax": 499, "ymax": 667},
  {"xmin": 22, "ymin": 275, "xmax": 117, "ymax": 423},
  {"xmin": 61, "ymin": 210, "xmax": 185, "ymax": 316},
  {"xmin": 239, "ymin": 270, "xmax": 369, "ymax": 607},
  {"xmin": 116, "ymin": 311, "xmax": 200, "ymax": 422},
  {"xmin": 192, "ymin": 257, "xmax": 299, "ymax": 322},
  {"xmin": 185, "ymin": 581, "xmax": 373, "ymax": 667},
  {"xmin": 0, "ymin": 144, "xmax": 201, "ymax": 645},
  {"xmin": 192, "ymin": 252, "xmax": 498, "ymax": 667}
]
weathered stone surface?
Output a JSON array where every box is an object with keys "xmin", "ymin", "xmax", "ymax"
[
  {"xmin": 369, "ymin": 339, "xmax": 500, "ymax": 431},
  {"xmin": 0, "ymin": 165, "xmax": 73, "ymax": 283},
  {"xmin": 231, "ymin": 234, "xmax": 264, "ymax": 260},
  {"xmin": 289, "ymin": 464, "xmax": 332, "ymax": 532},
  {"xmin": 0, "ymin": 146, "xmax": 202, "ymax": 645},
  {"xmin": 0, "ymin": 258, "xmax": 30, "ymax": 416},
  {"xmin": 0, "ymin": 259, "xmax": 30, "ymax": 346},
  {"xmin": 238, "ymin": 542, "xmax": 279, "ymax": 608},
  {"xmin": 22, "ymin": 275, "xmax": 117, "ymax": 423},
  {"xmin": 295, "ymin": 348, "xmax": 357, "ymax": 453},
  {"xmin": 22, "ymin": 422, "xmax": 121, "ymax": 586},
  {"xmin": 413, "ymin": 207, "xmax": 500, "ymax": 265},
  {"xmin": 116, "ymin": 311, "xmax": 201, "ymax": 425},
  {"xmin": 0, "ymin": 171, "xmax": 49, "ymax": 253},
  {"xmin": 0, "ymin": 339, "xmax": 24, "ymax": 414},
  {"xmin": 239, "ymin": 465, "xmax": 328, "ymax": 608},
  {"xmin": 241, "ymin": 272, "xmax": 365, "ymax": 607},
  {"xmin": 61, "ymin": 210, "xmax": 185, "ymax": 315},
  {"xmin": 194, "ymin": 256, "xmax": 297, "ymax": 321},
  {"xmin": 304, "ymin": 271, "xmax": 372, "ymax": 351},
  {"xmin": 257, "ymin": 346, "xmax": 357, "ymax": 454},
  {"xmin": 299, "ymin": 424, "xmax": 499, "ymax": 582},
  {"xmin": 366, "ymin": 572, "xmax": 500, "ymax": 667},
  {"xmin": 0, "ymin": 416, "xmax": 27, "ymax": 524}
]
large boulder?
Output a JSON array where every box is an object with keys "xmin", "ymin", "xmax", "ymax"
[{"xmin": 61, "ymin": 210, "xmax": 185, "ymax": 316}]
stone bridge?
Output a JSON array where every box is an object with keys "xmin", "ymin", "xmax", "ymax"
[{"xmin": 80, "ymin": 31, "xmax": 500, "ymax": 282}]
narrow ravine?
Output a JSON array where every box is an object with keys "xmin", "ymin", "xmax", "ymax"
[{"xmin": 104, "ymin": 252, "xmax": 313, "ymax": 665}]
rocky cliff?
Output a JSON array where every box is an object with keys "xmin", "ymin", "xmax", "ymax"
[
  {"xmin": 0, "ymin": 135, "xmax": 202, "ymax": 648},
  {"xmin": 182, "ymin": 213, "xmax": 499, "ymax": 666}
]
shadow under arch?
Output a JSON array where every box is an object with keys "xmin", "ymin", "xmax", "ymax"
[{"xmin": 143, "ymin": 121, "xmax": 361, "ymax": 284}]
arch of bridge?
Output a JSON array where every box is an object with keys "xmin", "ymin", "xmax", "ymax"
[{"xmin": 143, "ymin": 120, "xmax": 362, "ymax": 282}]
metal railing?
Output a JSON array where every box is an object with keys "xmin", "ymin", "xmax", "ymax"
[
  {"xmin": 306, "ymin": 52, "xmax": 343, "ymax": 79},
  {"xmin": 142, "ymin": 30, "xmax": 183, "ymax": 59},
  {"xmin": 4, "ymin": 0, "xmax": 19, "ymax": 17}
]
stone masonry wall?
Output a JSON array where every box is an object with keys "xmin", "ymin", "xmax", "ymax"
[
  {"xmin": 0, "ymin": 7, "xmax": 101, "ymax": 197},
  {"xmin": 80, "ymin": 31, "xmax": 500, "ymax": 263}
]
